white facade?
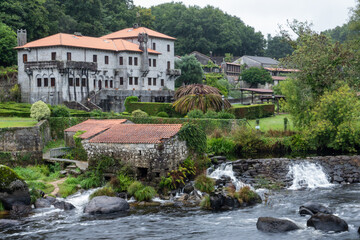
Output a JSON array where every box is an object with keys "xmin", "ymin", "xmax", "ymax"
[{"xmin": 17, "ymin": 29, "xmax": 180, "ymax": 106}]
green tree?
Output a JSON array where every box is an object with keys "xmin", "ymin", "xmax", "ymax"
[
  {"xmin": 135, "ymin": 7, "xmax": 155, "ymax": 28},
  {"xmin": 265, "ymin": 34, "xmax": 294, "ymax": 59},
  {"xmin": 101, "ymin": 0, "xmax": 135, "ymax": 34},
  {"xmin": 240, "ymin": 67, "xmax": 272, "ymax": 88},
  {"xmin": 0, "ymin": 22, "xmax": 17, "ymax": 67},
  {"xmin": 175, "ymin": 55, "xmax": 203, "ymax": 87}
]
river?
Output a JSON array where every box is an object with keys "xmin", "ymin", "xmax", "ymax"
[{"xmin": 1, "ymin": 163, "xmax": 360, "ymax": 240}]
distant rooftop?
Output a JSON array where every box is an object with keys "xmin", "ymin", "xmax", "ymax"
[
  {"xmin": 237, "ymin": 56, "xmax": 279, "ymax": 65},
  {"xmin": 101, "ymin": 27, "xmax": 176, "ymax": 40}
]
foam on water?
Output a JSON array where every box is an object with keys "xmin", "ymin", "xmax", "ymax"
[
  {"xmin": 287, "ymin": 162, "xmax": 334, "ymax": 190},
  {"xmin": 208, "ymin": 163, "xmax": 249, "ymax": 190}
]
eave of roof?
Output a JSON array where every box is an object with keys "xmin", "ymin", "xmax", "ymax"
[{"xmin": 101, "ymin": 27, "xmax": 176, "ymax": 41}]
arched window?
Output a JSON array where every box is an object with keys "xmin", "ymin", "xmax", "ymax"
[
  {"xmin": 98, "ymin": 80, "xmax": 102, "ymax": 90},
  {"xmin": 105, "ymin": 80, "xmax": 108, "ymax": 88},
  {"xmin": 110, "ymin": 80, "xmax": 113, "ymax": 88}
]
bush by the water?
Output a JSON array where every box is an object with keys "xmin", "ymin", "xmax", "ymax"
[
  {"xmin": 131, "ymin": 109, "xmax": 148, "ymax": 118},
  {"xmin": 110, "ymin": 174, "xmax": 133, "ymax": 192},
  {"xmin": 232, "ymin": 126, "xmax": 266, "ymax": 154},
  {"xmin": 178, "ymin": 123, "xmax": 207, "ymax": 153},
  {"xmin": 194, "ymin": 175, "xmax": 215, "ymax": 193},
  {"xmin": 127, "ymin": 181, "xmax": 155, "ymax": 201},
  {"xmin": 127, "ymin": 181, "xmax": 144, "ymax": 196},
  {"xmin": 89, "ymin": 186, "xmax": 116, "ymax": 200},
  {"xmin": 30, "ymin": 100, "xmax": 51, "ymax": 121},
  {"xmin": 200, "ymin": 195, "xmax": 211, "ymax": 209},
  {"xmin": 207, "ymin": 137, "xmax": 236, "ymax": 157}
]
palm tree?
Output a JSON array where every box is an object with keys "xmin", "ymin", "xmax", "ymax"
[{"xmin": 173, "ymin": 84, "xmax": 231, "ymax": 114}]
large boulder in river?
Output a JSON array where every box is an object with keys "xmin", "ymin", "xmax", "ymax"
[
  {"xmin": 257, "ymin": 217, "xmax": 300, "ymax": 233},
  {"xmin": 307, "ymin": 213, "xmax": 348, "ymax": 232},
  {"xmin": 53, "ymin": 200, "xmax": 75, "ymax": 210},
  {"xmin": 35, "ymin": 198, "xmax": 52, "ymax": 208},
  {"xmin": 84, "ymin": 196, "xmax": 129, "ymax": 214},
  {"xmin": 299, "ymin": 202, "xmax": 332, "ymax": 216},
  {"xmin": 0, "ymin": 165, "xmax": 30, "ymax": 210},
  {"xmin": 0, "ymin": 219, "xmax": 21, "ymax": 229}
]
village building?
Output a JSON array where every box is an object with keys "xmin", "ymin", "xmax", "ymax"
[
  {"xmin": 15, "ymin": 26, "xmax": 181, "ymax": 112},
  {"xmin": 233, "ymin": 55, "xmax": 279, "ymax": 68},
  {"xmin": 64, "ymin": 120, "xmax": 188, "ymax": 180}
]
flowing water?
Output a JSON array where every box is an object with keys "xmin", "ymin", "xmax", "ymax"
[{"xmin": 1, "ymin": 162, "xmax": 360, "ymax": 240}]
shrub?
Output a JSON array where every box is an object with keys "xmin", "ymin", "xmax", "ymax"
[
  {"xmin": 80, "ymin": 172, "xmax": 102, "ymax": 189},
  {"xmin": 126, "ymin": 102, "xmax": 178, "ymax": 117},
  {"xmin": 217, "ymin": 111, "xmax": 235, "ymax": 119},
  {"xmin": 124, "ymin": 96, "xmax": 139, "ymax": 112},
  {"xmin": 194, "ymin": 175, "xmax": 215, "ymax": 193},
  {"xmin": 89, "ymin": 186, "xmax": 116, "ymax": 200},
  {"xmin": 157, "ymin": 111, "xmax": 169, "ymax": 118},
  {"xmin": 90, "ymin": 109, "xmax": 104, "ymax": 117},
  {"xmin": 200, "ymin": 195, "xmax": 211, "ymax": 209},
  {"xmin": 133, "ymin": 186, "xmax": 156, "ymax": 202},
  {"xmin": 131, "ymin": 109, "xmax": 148, "ymax": 118},
  {"xmin": 73, "ymin": 131, "xmax": 87, "ymax": 161},
  {"xmin": 10, "ymin": 84, "xmax": 21, "ymax": 102},
  {"xmin": 30, "ymin": 100, "xmax": 51, "ymax": 121},
  {"xmin": 51, "ymin": 105, "xmax": 70, "ymax": 117},
  {"xmin": 227, "ymin": 104, "xmax": 274, "ymax": 119},
  {"xmin": 178, "ymin": 123, "xmax": 207, "ymax": 153},
  {"xmin": 59, "ymin": 177, "xmax": 81, "ymax": 198},
  {"xmin": 187, "ymin": 109, "xmax": 204, "ymax": 118},
  {"xmin": 127, "ymin": 181, "xmax": 144, "ymax": 196},
  {"xmin": 110, "ymin": 174, "xmax": 133, "ymax": 192},
  {"xmin": 237, "ymin": 186, "xmax": 260, "ymax": 203},
  {"xmin": 207, "ymin": 137, "xmax": 236, "ymax": 157},
  {"xmin": 232, "ymin": 126, "xmax": 266, "ymax": 154},
  {"xmin": 204, "ymin": 110, "xmax": 218, "ymax": 119}
]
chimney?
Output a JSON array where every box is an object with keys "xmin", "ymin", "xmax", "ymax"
[
  {"xmin": 138, "ymin": 33, "xmax": 149, "ymax": 73},
  {"xmin": 17, "ymin": 29, "xmax": 27, "ymax": 46}
]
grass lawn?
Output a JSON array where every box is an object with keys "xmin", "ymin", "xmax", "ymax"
[
  {"xmin": 247, "ymin": 114, "xmax": 295, "ymax": 131},
  {"xmin": 0, "ymin": 117, "xmax": 37, "ymax": 128}
]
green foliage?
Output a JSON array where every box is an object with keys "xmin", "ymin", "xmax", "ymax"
[
  {"xmin": 228, "ymin": 104, "xmax": 274, "ymax": 119},
  {"xmin": 80, "ymin": 172, "xmax": 102, "ymax": 189},
  {"xmin": 157, "ymin": 111, "xmax": 169, "ymax": 118},
  {"xmin": 127, "ymin": 181, "xmax": 144, "ymax": 196},
  {"xmin": 240, "ymin": 67, "xmax": 273, "ymax": 87},
  {"xmin": 133, "ymin": 186, "xmax": 156, "ymax": 202},
  {"xmin": 10, "ymin": 84, "xmax": 21, "ymax": 103},
  {"xmin": 90, "ymin": 109, "xmax": 105, "ymax": 118},
  {"xmin": 89, "ymin": 186, "xmax": 116, "ymax": 200},
  {"xmin": 0, "ymin": 22, "xmax": 17, "ymax": 67},
  {"xmin": 0, "ymin": 165, "xmax": 24, "ymax": 191},
  {"xmin": 51, "ymin": 105, "xmax": 70, "ymax": 117},
  {"xmin": 224, "ymin": 53, "xmax": 233, "ymax": 62},
  {"xmin": 110, "ymin": 173, "xmax": 134, "ymax": 192},
  {"xmin": 43, "ymin": 139, "xmax": 65, "ymax": 153},
  {"xmin": 124, "ymin": 96, "xmax": 139, "ymax": 112},
  {"xmin": 232, "ymin": 126, "xmax": 266, "ymax": 154},
  {"xmin": 194, "ymin": 175, "xmax": 215, "ymax": 193},
  {"xmin": 204, "ymin": 110, "xmax": 218, "ymax": 119},
  {"xmin": 126, "ymin": 102, "xmax": 179, "ymax": 117},
  {"xmin": 204, "ymin": 73, "xmax": 230, "ymax": 97},
  {"xmin": 200, "ymin": 195, "xmax": 211, "ymax": 209},
  {"xmin": 217, "ymin": 111, "xmax": 235, "ymax": 119},
  {"xmin": 237, "ymin": 186, "xmax": 259, "ymax": 203},
  {"xmin": 59, "ymin": 177, "xmax": 81, "ymax": 198},
  {"xmin": 30, "ymin": 101, "xmax": 51, "ymax": 121},
  {"xmin": 178, "ymin": 123, "xmax": 207, "ymax": 153},
  {"xmin": 131, "ymin": 109, "xmax": 149, "ymax": 118},
  {"xmin": 175, "ymin": 55, "xmax": 203, "ymax": 87},
  {"xmin": 265, "ymin": 34, "xmax": 294, "ymax": 59},
  {"xmin": 187, "ymin": 109, "xmax": 204, "ymax": 118},
  {"xmin": 0, "ymin": 201, "xmax": 4, "ymax": 211},
  {"xmin": 73, "ymin": 130, "xmax": 87, "ymax": 161},
  {"xmin": 207, "ymin": 137, "xmax": 236, "ymax": 157}
]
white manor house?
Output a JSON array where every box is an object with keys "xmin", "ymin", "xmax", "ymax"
[{"xmin": 15, "ymin": 26, "xmax": 180, "ymax": 111}]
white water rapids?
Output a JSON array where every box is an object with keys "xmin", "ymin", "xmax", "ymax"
[{"xmin": 208, "ymin": 163, "xmax": 249, "ymax": 190}]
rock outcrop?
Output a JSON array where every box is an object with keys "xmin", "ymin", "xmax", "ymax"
[
  {"xmin": 84, "ymin": 196, "xmax": 129, "ymax": 214},
  {"xmin": 299, "ymin": 202, "xmax": 332, "ymax": 216},
  {"xmin": 307, "ymin": 213, "xmax": 348, "ymax": 232},
  {"xmin": 257, "ymin": 217, "xmax": 300, "ymax": 233}
]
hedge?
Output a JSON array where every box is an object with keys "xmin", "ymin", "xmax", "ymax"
[
  {"xmin": 227, "ymin": 104, "xmax": 274, "ymax": 119},
  {"xmin": 126, "ymin": 102, "xmax": 183, "ymax": 117}
]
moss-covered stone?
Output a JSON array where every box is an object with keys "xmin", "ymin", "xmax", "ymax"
[{"xmin": 0, "ymin": 165, "xmax": 24, "ymax": 191}]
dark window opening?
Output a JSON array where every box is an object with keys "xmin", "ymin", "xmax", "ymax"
[
  {"xmin": 93, "ymin": 55, "xmax": 97, "ymax": 63},
  {"xmin": 153, "ymin": 78, "xmax": 156, "ymax": 86},
  {"xmin": 67, "ymin": 52, "xmax": 71, "ymax": 61},
  {"xmin": 149, "ymin": 58, "xmax": 152, "ymax": 67},
  {"xmin": 69, "ymin": 78, "xmax": 74, "ymax": 86},
  {"xmin": 129, "ymin": 77, "xmax": 133, "ymax": 85},
  {"xmin": 129, "ymin": 57, "xmax": 133, "ymax": 65},
  {"xmin": 152, "ymin": 42, "xmax": 156, "ymax": 50},
  {"xmin": 93, "ymin": 80, "xmax": 96, "ymax": 88},
  {"xmin": 76, "ymin": 78, "xmax": 80, "ymax": 87},
  {"xmin": 51, "ymin": 52, "xmax": 56, "ymax": 61},
  {"xmin": 23, "ymin": 54, "xmax": 28, "ymax": 63},
  {"xmin": 81, "ymin": 78, "xmax": 86, "ymax": 87},
  {"xmin": 110, "ymin": 80, "xmax": 113, "ymax": 88},
  {"xmin": 161, "ymin": 79, "xmax": 164, "ymax": 86},
  {"xmin": 134, "ymin": 57, "xmax": 138, "ymax": 66},
  {"xmin": 167, "ymin": 61, "xmax": 171, "ymax": 69},
  {"xmin": 148, "ymin": 78, "xmax": 152, "ymax": 86},
  {"xmin": 134, "ymin": 77, "xmax": 138, "ymax": 85},
  {"xmin": 44, "ymin": 78, "xmax": 48, "ymax": 87},
  {"xmin": 153, "ymin": 59, "xmax": 156, "ymax": 67},
  {"xmin": 98, "ymin": 80, "xmax": 102, "ymax": 89},
  {"xmin": 120, "ymin": 77, "xmax": 124, "ymax": 85},
  {"xmin": 119, "ymin": 57, "xmax": 123, "ymax": 65},
  {"xmin": 105, "ymin": 56, "xmax": 109, "ymax": 64},
  {"xmin": 155, "ymin": 172, "xmax": 160, "ymax": 178},
  {"xmin": 167, "ymin": 44, "xmax": 170, "ymax": 52},
  {"xmin": 51, "ymin": 78, "xmax": 55, "ymax": 87},
  {"xmin": 105, "ymin": 80, "xmax": 108, "ymax": 88},
  {"xmin": 138, "ymin": 167, "xmax": 148, "ymax": 179},
  {"xmin": 37, "ymin": 78, "xmax": 41, "ymax": 87}
]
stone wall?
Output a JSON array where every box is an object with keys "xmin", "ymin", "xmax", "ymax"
[
  {"xmin": 0, "ymin": 120, "xmax": 51, "ymax": 166},
  {"xmin": 0, "ymin": 71, "xmax": 18, "ymax": 101},
  {"xmin": 83, "ymin": 135, "xmax": 188, "ymax": 180},
  {"xmin": 229, "ymin": 155, "xmax": 360, "ymax": 186}
]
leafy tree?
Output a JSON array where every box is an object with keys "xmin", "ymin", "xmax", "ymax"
[
  {"xmin": 175, "ymin": 55, "xmax": 203, "ymax": 87},
  {"xmin": 135, "ymin": 7, "xmax": 155, "ymax": 29},
  {"xmin": 265, "ymin": 34, "xmax": 293, "ymax": 59},
  {"xmin": 0, "ymin": 22, "xmax": 17, "ymax": 67},
  {"xmin": 44, "ymin": 0, "xmax": 78, "ymax": 35},
  {"xmin": 30, "ymin": 100, "xmax": 51, "ymax": 121},
  {"xmin": 224, "ymin": 53, "xmax": 233, "ymax": 62},
  {"xmin": 204, "ymin": 73, "xmax": 230, "ymax": 97},
  {"xmin": 240, "ymin": 67, "xmax": 272, "ymax": 88},
  {"xmin": 101, "ymin": 0, "xmax": 135, "ymax": 34}
]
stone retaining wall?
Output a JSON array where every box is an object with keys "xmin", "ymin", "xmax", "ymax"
[
  {"xmin": 0, "ymin": 120, "xmax": 51, "ymax": 166},
  {"xmin": 230, "ymin": 155, "xmax": 360, "ymax": 186}
]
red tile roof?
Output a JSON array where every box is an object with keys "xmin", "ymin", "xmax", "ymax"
[
  {"xmin": 65, "ymin": 119, "xmax": 128, "ymax": 139},
  {"xmin": 15, "ymin": 33, "xmax": 160, "ymax": 54},
  {"xmin": 272, "ymin": 76, "xmax": 287, "ymax": 81},
  {"xmin": 101, "ymin": 27, "xmax": 176, "ymax": 40},
  {"xmin": 89, "ymin": 124, "xmax": 182, "ymax": 144}
]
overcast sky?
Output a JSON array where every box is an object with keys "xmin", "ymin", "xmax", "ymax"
[{"xmin": 133, "ymin": 0, "xmax": 357, "ymax": 37}]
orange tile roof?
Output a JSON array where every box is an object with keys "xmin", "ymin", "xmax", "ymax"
[
  {"xmin": 101, "ymin": 27, "xmax": 176, "ymax": 40},
  {"xmin": 264, "ymin": 67, "xmax": 300, "ymax": 72},
  {"xmin": 65, "ymin": 119, "xmax": 128, "ymax": 139},
  {"xmin": 89, "ymin": 124, "xmax": 182, "ymax": 144},
  {"xmin": 272, "ymin": 76, "xmax": 288, "ymax": 81},
  {"xmin": 15, "ymin": 33, "xmax": 160, "ymax": 54}
]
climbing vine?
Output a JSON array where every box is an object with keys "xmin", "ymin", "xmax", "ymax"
[{"xmin": 178, "ymin": 123, "xmax": 207, "ymax": 153}]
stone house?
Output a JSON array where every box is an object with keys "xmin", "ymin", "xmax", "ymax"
[
  {"xmin": 15, "ymin": 26, "xmax": 181, "ymax": 112},
  {"xmin": 64, "ymin": 120, "xmax": 188, "ymax": 180},
  {"xmin": 234, "ymin": 55, "xmax": 279, "ymax": 68}
]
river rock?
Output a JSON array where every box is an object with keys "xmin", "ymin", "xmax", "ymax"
[
  {"xmin": 35, "ymin": 198, "xmax": 52, "ymax": 208},
  {"xmin": 53, "ymin": 201, "xmax": 75, "ymax": 210},
  {"xmin": 183, "ymin": 183, "xmax": 194, "ymax": 194},
  {"xmin": 256, "ymin": 217, "xmax": 300, "ymax": 233},
  {"xmin": 299, "ymin": 202, "xmax": 332, "ymax": 216},
  {"xmin": 10, "ymin": 203, "xmax": 32, "ymax": 217},
  {"xmin": 44, "ymin": 196, "xmax": 57, "ymax": 204},
  {"xmin": 307, "ymin": 213, "xmax": 348, "ymax": 232},
  {"xmin": 0, "ymin": 165, "xmax": 31, "ymax": 210},
  {"xmin": 0, "ymin": 219, "xmax": 21, "ymax": 229},
  {"xmin": 84, "ymin": 196, "xmax": 129, "ymax": 214}
]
